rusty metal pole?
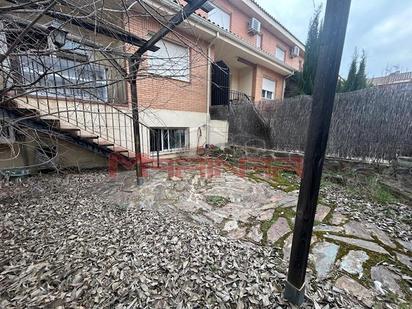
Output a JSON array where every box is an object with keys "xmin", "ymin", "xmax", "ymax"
[
  {"xmin": 284, "ymin": 0, "xmax": 351, "ymax": 305},
  {"xmin": 129, "ymin": 55, "xmax": 144, "ymax": 185}
]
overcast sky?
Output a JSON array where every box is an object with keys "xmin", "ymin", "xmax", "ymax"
[{"xmin": 258, "ymin": 0, "xmax": 412, "ymax": 78}]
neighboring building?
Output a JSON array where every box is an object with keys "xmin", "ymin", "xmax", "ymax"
[
  {"xmin": 0, "ymin": 0, "xmax": 304, "ymax": 173},
  {"xmin": 369, "ymin": 71, "xmax": 412, "ymax": 86}
]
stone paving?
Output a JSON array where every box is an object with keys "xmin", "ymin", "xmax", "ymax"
[
  {"xmin": 1, "ymin": 160, "xmax": 410, "ymax": 308},
  {"xmin": 107, "ymin": 165, "xmax": 412, "ymax": 308}
]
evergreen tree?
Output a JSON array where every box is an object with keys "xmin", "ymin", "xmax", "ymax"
[
  {"xmin": 342, "ymin": 49, "xmax": 369, "ymax": 92},
  {"xmin": 355, "ymin": 50, "xmax": 368, "ymax": 90},
  {"xmin": 343, "ymin": 51, "xmax": 358, "ymax": 92},
  {"xmin": 299, "ymin": 7, "xmax": 322, "ymax": 95}
]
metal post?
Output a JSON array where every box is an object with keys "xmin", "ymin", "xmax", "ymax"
[
  {"xmin": 284, "ymin": 0, "xmax": 351, "ymax": 305},
  {"xmin": 129, "ymin": 55, "xmax": 144, "ymax": 185},
  {"xmin": 156, "ymin": 130, "xmax": 160, "ymax": 167}
]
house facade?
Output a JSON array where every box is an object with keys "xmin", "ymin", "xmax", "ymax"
[
  {"xmin": 369, "ymin": 71, "xmax": 412, "ymax": 86},
  {"xmin": 0, "ymin": 0, "xmax": 304, "ymax": 172},
  {"xmin": 127, "ymin": 0, "xmax": 304, "ymax": 153}
]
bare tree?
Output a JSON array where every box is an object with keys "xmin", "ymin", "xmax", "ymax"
[{"xmin": 0, "ymin": 0, "xmax": 211, "ymax": 173}]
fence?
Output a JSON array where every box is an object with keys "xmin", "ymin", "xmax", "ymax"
[{"xmin": 228, "ymin": 83, "xmax": 412, "ymax": 161}]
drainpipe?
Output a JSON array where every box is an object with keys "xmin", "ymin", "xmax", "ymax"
[{"xmin": 206, "ymin": 32, "xmax": 220, "ymax": 145}]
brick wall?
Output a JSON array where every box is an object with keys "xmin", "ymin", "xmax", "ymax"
[
  {"xmin": 124, "ymin": 0, "xmax": 303, "ymax": 113},
  {"xmin": 254, "ymin": 65, "xmax": 285, "ymax": 100},
  {"xmin": 125, "ymin": 15, "xmax": 209, "ymax": 113}
]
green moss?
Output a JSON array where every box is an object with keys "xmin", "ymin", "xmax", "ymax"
[
  {"xmin": 314, "ymin": 232, "xmax": 412, "ymax": 304},
  {"xmin": 371, "ymin": 183, "xmax": 397, "ymax": 204},
  {"xmin": 205, "ymin": 195, "xmax": 230, "ymax": 207},
  {"xmin": 247, "ymin": 170, "xmax": 300, "ymax": 193},
  {"xmin": 260, "ymin": 207, "xmax": 296, "ymax": 245},
  {"xmin": 334, "ymin": 172, "xmax": 401, "ymax": 205}
]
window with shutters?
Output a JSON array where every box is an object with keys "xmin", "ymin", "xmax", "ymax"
[
  {"xmin": 148, "ymin": 39, "xmax": 190, "ymax": 82},
  {"xmin": 275, "ymin": 47, "xmax": 286, "ymax": 62},
  {"xmin": 19, "ymin": 39, "xmax": 108, "ymax": 102},
  {"xmin": 208, "ymin": 5, "xmax": 231, "ymax": 30},
  {"xmin": 261, "ymin": 78, "xmax": 276, "ymax": 100}
]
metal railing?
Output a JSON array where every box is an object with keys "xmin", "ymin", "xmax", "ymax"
[
  {"xmin": 229, "ymin": 90, "xmax": 254, "ymax": 104},
  {"xmin": 228, "ymin": 90, "xmax": 269, "ymax": 127}
]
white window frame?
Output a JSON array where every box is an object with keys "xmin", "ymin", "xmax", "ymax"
[
  {"xmin": 262, "ymin": 78, "xmax": 276, "ymax": 100},
  {"xmin": 20, "ymin": 39, "xmax": 109, "ymax": 102},
  {"xmin": 148, "ymin": 39, "xmax": 190, "ymax": 82},
  {"xmin": 150, "ymin": 128, "xmax": 189, "ymax": 153},
  {"xmin": 208, "ymin": 5, "xmax": 231, "ymax": 30},
  {"xmin": 256, "ymin": 34, "xmax": 262, "ymax": 49},
  {"xmin": 275, "ymin": 46, "xmax": 286, "ymax": 62}
]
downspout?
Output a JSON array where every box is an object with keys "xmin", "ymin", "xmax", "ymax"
[{"xmin": 206, "ymin": 32, "xmax": 220, "ymax": 145}]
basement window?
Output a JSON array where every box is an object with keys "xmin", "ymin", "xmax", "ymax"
[
  {"xmin": 262, "ymin": 78, "xmax": 276, "ymax": 100},
  {"xmin": 150, "ymin": 128, "xmax": 188, "ymax": 153}
]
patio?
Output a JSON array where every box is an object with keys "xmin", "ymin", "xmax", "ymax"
[{"xmin": 0, "ymin": 158, "xmax": 411, "ymax": 307}]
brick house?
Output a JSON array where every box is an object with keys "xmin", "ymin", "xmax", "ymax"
[
  {"xmin": 0, "ymin": 0, "xmax": 304, "ymax": 172},
  {"xmin": 127, "ymin": 0, "xmax": 304, "ymax": 153}
]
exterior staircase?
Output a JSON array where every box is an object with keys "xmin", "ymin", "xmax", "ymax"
[{"xmin": 1, "ymin": 96, "xmax": 158, "ymax": 170}]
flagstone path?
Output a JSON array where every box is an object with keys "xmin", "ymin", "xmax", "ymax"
[{"xmin": 103, "ymin": 167, "xmax": 412, "ymax": 307}]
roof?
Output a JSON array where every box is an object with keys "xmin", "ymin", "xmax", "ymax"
[
  {"xmin": 369, "ymin": 71, "xmax": 412, "ymax": 86},
  {"xmin": 177, "ymin": 0, "xmax": 304, "ymax": 50}
]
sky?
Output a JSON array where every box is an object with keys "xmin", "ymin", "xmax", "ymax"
[{"xmin": 257, "ymin": 0, "xmax": 412, "ymax": 78}]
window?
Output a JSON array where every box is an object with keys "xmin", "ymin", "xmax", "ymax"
[
  {"xmin": 261, "ymin": 78, "xmax": 276, "ymax": 100},
  {"xmin": 275, "ymin": 47, "xmax": 286, "ymax": 62},
  {"xmin": 20, "ymin": 55, "xmax": 108, "ymax": 102},
  {"xmin": 149, "ymin": 40, "xmax": 190, "ymax": 82},
  {"xmin": 150, "ymin": 128, "xmax": 188, "ymax": 152},
  {"xmin": 19, "ymin": 40, "xmax": 108, "ymax": 102},
  {"xmin": 256, "ymin": 34, "xmax": 262, "ymax": 49},
  {"xmin": 208, "ymin": 5, "xmax": 231, "ymax": 30}
]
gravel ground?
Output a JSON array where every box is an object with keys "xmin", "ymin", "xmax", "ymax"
[{"xmin": 0, "ymin": 171, "xmax": 368, "ymax": 308}]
